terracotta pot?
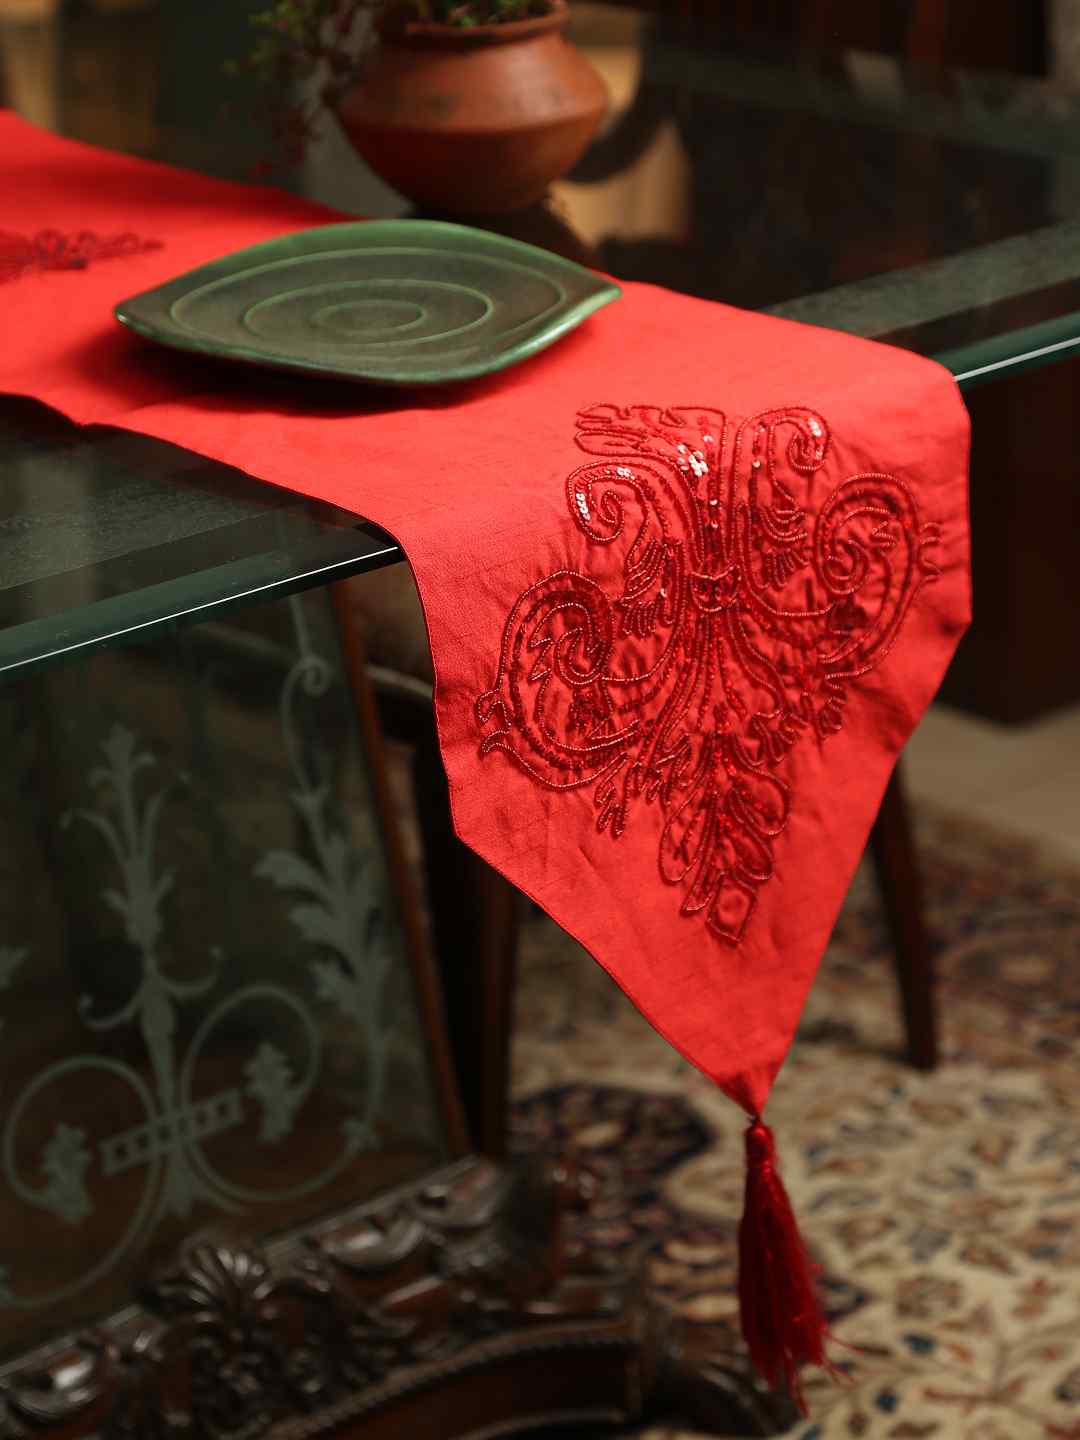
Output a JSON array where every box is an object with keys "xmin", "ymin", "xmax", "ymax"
[{"xmin": 336, "ymin": 1, "xmax": 608, "ymax": 214}]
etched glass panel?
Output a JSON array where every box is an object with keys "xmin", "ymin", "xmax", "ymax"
[{"xmin": 0, "ymin": 588, "xmax": 446, "ymax": 1359}]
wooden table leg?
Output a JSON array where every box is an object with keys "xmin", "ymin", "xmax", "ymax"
[{"xmin": 867, "ymin": 760, "xmax": 938, "ymax": 1070}]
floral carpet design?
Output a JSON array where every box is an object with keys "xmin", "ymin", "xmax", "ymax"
[{"xmin": 510, "ymin": 810, "xmax": 1080, "ymax": 1440}]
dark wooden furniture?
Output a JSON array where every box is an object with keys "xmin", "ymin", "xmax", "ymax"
[
  {"xmin": 940, "ymin": 362, "xmax": 1080, "ymax": 722},
  {"xmin": 368, "ymin": 664, "xmax": 523, "ymax": 1163},
  {"xmin": 0, "ymin": 1153, "xmax": 798, "ymax": 1440},
  {"xmin": 869, "ymin": 768, "xmax": 937, "ymax": 1071},
  {"xmin": 586, "ymin": 0, "xmax": 1047, "ymax": 74}
]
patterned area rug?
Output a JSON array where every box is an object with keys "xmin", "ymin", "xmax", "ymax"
[{"xmin": 509, "ymin": 809, "xmax": 1080, "ymax": 1440}]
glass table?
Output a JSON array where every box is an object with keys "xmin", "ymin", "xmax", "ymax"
[
  {"xmin": 2, "ymin": 1, "xmax": 1077, "ymax": 712},
  {"xmin": 2, "ymin": 5, "xmax": 1078, "ymax": 573},
  {"xmin": 1, "ymin": 4, "xmax": 1079, "ymax": 1434}
]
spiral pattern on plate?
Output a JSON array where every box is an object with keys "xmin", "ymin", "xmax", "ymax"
[{"xmin": 170, "ymin": 244, "xmax": 568, "ymax": 379}]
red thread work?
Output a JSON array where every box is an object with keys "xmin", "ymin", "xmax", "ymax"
[
  {"xmin": 0, "ymin": 229, "xmax": 163, "ymax": 283},
  {"xmin": 476, "ymin": 403, "xmax": 942, "ymax": 943}
]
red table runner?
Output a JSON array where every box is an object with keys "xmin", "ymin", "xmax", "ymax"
[{"xmin": 1, "ymin": 112, "xmax": 970, "ymax": 1393}]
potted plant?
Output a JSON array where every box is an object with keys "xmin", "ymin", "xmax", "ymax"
[{"xmin": 242, "ymin": 0, "xmax": 608, "ymax": 213}]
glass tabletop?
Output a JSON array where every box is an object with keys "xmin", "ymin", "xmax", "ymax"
[
  {"xmin": 0, "ymin": 398, "xmax": 398, "ymax": 678},
  {"xmin": 3, "ymin": 0, "xmax": 1079, "ymax": 674},
  {"xmin": 559, "ymin": 7, "xmax": 1080, "ymax": 387}
]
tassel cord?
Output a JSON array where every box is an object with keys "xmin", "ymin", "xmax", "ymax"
[{"xmin": 737, "ymin": 1115, "xmax": 830, "ymax": 1412}]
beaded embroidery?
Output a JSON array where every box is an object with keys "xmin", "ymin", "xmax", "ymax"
[
  {"xmin": 476, "ymin": 404, "xmax": 942, "ymax": 943},
  {"xmin": 0, "ymin": 229, "xmax": 163, "ymax": 283}
]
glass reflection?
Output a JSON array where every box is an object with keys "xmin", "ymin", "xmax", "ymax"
[{"xmin": 0, "ymin": 586, "xmax": 445, "ymax": 1360}]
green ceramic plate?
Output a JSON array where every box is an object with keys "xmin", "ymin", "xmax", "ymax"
[{"xmin": 115, "ymin": 220, "xmax": 620, "ymax": 387}]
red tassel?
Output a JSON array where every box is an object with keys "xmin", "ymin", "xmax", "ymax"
[{"xmin": 737, "ymin": 1116, "xmax": 829, "ymax": 1410}]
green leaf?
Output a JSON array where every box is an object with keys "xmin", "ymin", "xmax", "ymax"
[
  {"xmin": 257, "ymin": 848, "xmax": 330, "ymax": 900},
  {"xmin": 312, "ymin": 959, "xmax": 364, "ymax": 1017},
  {"xmin": 290, "ymin": 903, "xmax": 346, "ymax": 951},
  {"xmin": 103, "ymin": 888, "xmax": 132, "ymax": 920},
  {"xmin": 245, "ymin": 1041, "xmax": 303, "ymax": 1142}
]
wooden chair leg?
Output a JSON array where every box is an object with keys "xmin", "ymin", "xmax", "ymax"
[
  {"xmin": 367, "ymin": 666, "xmax": 520, "ymax": 1157},
  {"xmin": 408, "ymin": 702, "xmax": 519, "ymax": 1160},
  {"xmin": 370, "ymin": 666, "xmax": 521, "ymax": 1158},
  {"xmin": 867, "ymin": 760, "xmax": 938, "ymax": 1070}
]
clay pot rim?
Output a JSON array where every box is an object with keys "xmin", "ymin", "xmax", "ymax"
[{"xmin": 377, "ymin": 0, "xmax": 568, "ymax": 48}]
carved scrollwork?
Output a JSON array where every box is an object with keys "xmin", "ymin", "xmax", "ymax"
[
  {"xmin": 101, "ymin": 1237, "xmax": 415, "ymax": 1440},
  {"xmin": 0, "ymin": 1162, "xmax": 550, "ymax": 1440},
  {"xmin": 0, "ymin": 1157, "xmax": 794, "ymax": 1440},
  {"xmin": 0, "ymin": 1336, "xmax": 110, "ymax": 1436}
]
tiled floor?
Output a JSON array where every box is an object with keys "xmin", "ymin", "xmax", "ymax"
[{"xmin": 904, "ymin": 700, "xmax": 1080, "ymax": 862}]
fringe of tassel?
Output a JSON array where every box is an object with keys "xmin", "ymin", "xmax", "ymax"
[{"xmin": 737, "ymin": 1117, "xmax": 830, "ymax": 1412}]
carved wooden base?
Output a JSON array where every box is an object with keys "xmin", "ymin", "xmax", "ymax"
[{"xmin": 0, "ymin": 1157, "xmax": 798, "ymax": 1440}]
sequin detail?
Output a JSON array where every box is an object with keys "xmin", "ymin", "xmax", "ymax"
[
  {"xmin": 0, "ymin": 229, "xmax": 163, "ymax": 283},
  {"xmin": 475, "ymin": 404, "xmax": 942, "ymax": 944}
]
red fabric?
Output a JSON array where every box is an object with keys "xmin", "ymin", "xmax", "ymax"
[{"xmin": 0, "ymin": 112, "xmax": 970, "ymax": 1119}]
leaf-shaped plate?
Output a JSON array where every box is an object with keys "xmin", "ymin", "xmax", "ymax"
[{"xmin": 115, "ymin": 220, "xmax": 620, "ymax": 387}]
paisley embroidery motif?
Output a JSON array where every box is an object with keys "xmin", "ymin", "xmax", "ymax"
[
  {"xmin": 0, "ymin": 229, "xmax": 163, "ymax": 283},
  {"xmin": 475, "ymin": 404, "xmax": 942, "ymax": 944}
]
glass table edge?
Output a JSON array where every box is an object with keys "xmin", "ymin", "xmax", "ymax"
[
  {"xmin": 7, "ymin": 297, "xmax": 1080, "ymax": 679},
  {"xmin": 0, "ymin": 532, "xmax": 403, "ymax": 682},
  {"xmin": 934, "ymin": 308, "xmax": 1080, "ymax": 391}
]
